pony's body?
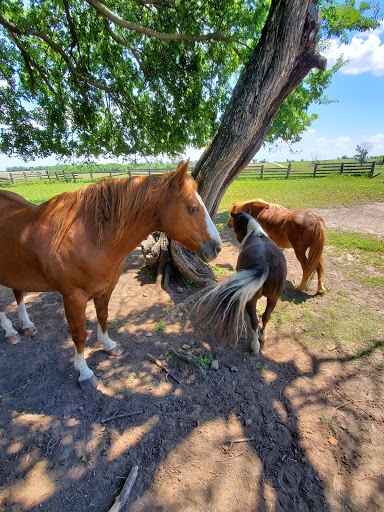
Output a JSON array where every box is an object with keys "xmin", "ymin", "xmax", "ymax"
[
  {"xmin": 196, "ymin": 211, "xmax": 287, "ymax": 354},
  {"xmin": 0, "ymin": 161, "xmax": 222, "ymax": 390},
  {"xmin": 229, "ymin": 199, "xmax": 326, "ymax": 294}
]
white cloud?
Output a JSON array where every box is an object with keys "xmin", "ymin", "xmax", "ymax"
[{"xmin": 322, "ymin": 20, "xmax": 384, "ymax": 76}]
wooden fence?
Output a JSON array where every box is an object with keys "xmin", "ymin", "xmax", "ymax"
[
  {"xmin": 0, "ymin": 161, "xmax": 377, "ymax": 185},
  {"xmin": 239, "ymin": 161, "xmax": 376, "ymax": 179}
]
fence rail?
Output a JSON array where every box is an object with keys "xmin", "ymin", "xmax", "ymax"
[{"xmin": 0, "ymin": 161, "xmax": 377, "ymax": 185}]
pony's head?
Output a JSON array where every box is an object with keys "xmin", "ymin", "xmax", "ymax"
[
  {"xmin": 230, "ymin": 209, "xmax": 265, "ymax": 244},
  {"xmin": 159, "ymin": 161, "xmax": 222, "ymax": 263}
]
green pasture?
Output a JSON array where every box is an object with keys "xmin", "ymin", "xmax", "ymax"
[{"xmin": 1, "ymin": 173, "xmax": 383, "ymax": 209}]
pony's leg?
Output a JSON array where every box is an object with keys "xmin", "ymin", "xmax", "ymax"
[
  {"xmin": 0, "ymin": 305, "xmax": 21, "ymax": 345},
  {"xmin": 245, "ymin": 297, "xmax": 260, "ymax": 354},
  {"xmin": 63, "ymin": 293, "xmax": 98, "ymax": 391},
  {"xmin": 94, "ymin": 289, "xmax": 124, "ymax": 357},
  {"xmin": 13, "ymin": 289, "xmax": 37, "ymax": 336},
  {"xmin": 316, "ymin": 256, "xmax": 326, "ymax": 294},
  {"xmin": 259, "ymin": 297, "xmax": 278, "ymax": 343},
  {"xmin": 293, "ymin": 245, "xmax": 309, "ymax": 291}
]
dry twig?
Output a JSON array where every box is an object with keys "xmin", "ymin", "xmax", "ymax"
[
  {"xmin": 101, "ymin": 410, "xmax": 144, "ymax": 424},
  {"xmin": 335, "ymin": 385, "xmax": 384, "ymax": 427},
  {"xmin": 146, "ymin": 352, "xmax": 181, "ymax": 384},
  {"xmin": 108, "ymin": 465, "xmax": 138, "ymax": 512}
]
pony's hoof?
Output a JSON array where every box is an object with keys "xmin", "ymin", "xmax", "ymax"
[
  {"xmin": 6, "ymin": 334, "xmax": 21, "ymax": 345},
  {"xmin": 23, "ymin": 325, "xmax": 37, "ymax": 336},
  {"xmin": 79, "ymin": 374, "xmax": 99, "ymax": 392},
  {"xmin": 106, "ymin": 346, "xmax": 124, "ymax": 357},
  {"xmin": 316, "ymin": 287, "xmax": 326, "ymax": 295}
]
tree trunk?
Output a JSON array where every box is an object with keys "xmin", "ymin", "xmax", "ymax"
[
  {"xmin": 192, "ymin": 0, "xmax": 326, "ymax": 217},
  {"xmin": 146, "ymin": 0, "xmax": 326, "ymax": 289}
]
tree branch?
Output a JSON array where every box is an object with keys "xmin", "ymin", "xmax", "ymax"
[{"xmin": 85, "ymin": 0, "xmax": 231, "ymax": 42}]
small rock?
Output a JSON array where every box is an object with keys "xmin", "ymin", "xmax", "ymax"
[
  {"xmin": 211, "ymin": 359, "xmax": 219, "ymax": 371},
  {"xmin": 145, "ymin": 333, "xmax": 153, "ymax": 337},
  {"xmin": 81, "ymin": 455, "xmax": 87, "ymax": 463},
  {"xmin": 178, "ymin": 312, "xmax": 183, "ymax": 317},
  {"xmin": 244, "ymin": 418, "xmax": 252, "ymax": 426},
  {"xmin": 100, "ymin": 426, "xmax": 106, "ymax": 432},
  {"xmin": 78, "ymin": 406, "xmax": 84, "ymax": 412},
  {"xmin": 143, "ymin": 293, "xmax": 148, "ymax": 297},
  {"xmin": 176, "ymin": 287, "xmax": 184, "ymax": 293},
  {"xmin": 182, "ymin": 344, "xmax": 191, "ymax": 351},
  {"xmin": 230, "ymin": 365, "xmax": 238, "ymax": 372}
]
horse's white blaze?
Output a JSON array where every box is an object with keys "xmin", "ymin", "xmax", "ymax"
[
  {"xmin": 17, "ymin": 300, "xmax": 34, "ymax": 329},
  {"xmin": 251, "ymin": 329, "xmax": 260, "ymax": 354},
  {"xmin": 196, "ymin": 193, "xmax": 222, "ymax": 245},
  {"xmin": 0, "ymin": 311, "xmax": 18, "ymax": 337},
  {"xmin": 97, "ymin": 324, "xmax": 116, "ymax": 351},
  {"xmin": 73, "ymin": 348, "xmax": 94, "ymax": 381}
]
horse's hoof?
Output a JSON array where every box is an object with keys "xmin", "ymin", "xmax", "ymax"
[
  {"xmin": 106, "ymin": 346, "xmax": 124, "ymax": 357},
  {"xmin": 6, "ymin": 334, "xmax": 21, "ymax": 345},
  {"xmin": 79, "ymin": 374, "xmax": 99, "ymax": 391},
  {"xmin": 317, "ymin": 287, "xmax": 326, "ymax": 295},
  {"xmin": 23, "ymin": 325, "xmax": 37, "ymax": 336}
]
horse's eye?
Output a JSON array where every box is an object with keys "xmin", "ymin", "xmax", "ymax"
[{"xmin": 188, "ymin": 206, "xmax": 199, "ymax": 213}]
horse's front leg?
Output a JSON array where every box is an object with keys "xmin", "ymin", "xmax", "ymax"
[
  {"xmin": 94, "ymin": 287, "xmax": 124, "ymax": 357},
  {"xmin": 0, "ymin": 305, "xmax": 21, "ymax": 345},
  {"xmin": 13, "ymin": 290, "xmax": 37, "ymax": 336},
  {"xmin": 63, "ymin": 292, "xmax": 98, "ymax": 391}
]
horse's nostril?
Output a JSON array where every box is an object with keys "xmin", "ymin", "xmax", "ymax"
[{"xmin": 215, "ymin": 244, "xmax": 222, "ymax": 255}]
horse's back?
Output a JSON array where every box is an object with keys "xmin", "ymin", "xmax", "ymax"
[{"xmin": 0, "ymin": 190, "xmax": 35, "ymax": 210}]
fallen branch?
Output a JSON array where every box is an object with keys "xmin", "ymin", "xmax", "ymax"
[
  {"xmin": 108, "ymin": 465, "xmax": 139, "ymax": 512},
  {"xmin": 166, "ymin": 347, "xmax": 206, "ymax": 377},
  {"xmin": 146, "ymin": 352, "xmax": 181, "ymax": 384},
  {"xmin": 216, "ymin": 451, "xmax": 244, "ymax": 462},
  {"xmin": 101, "ymin": 410, "xmax": 144, "ymax": 424},
  {"xmin": 223, "ymin": 437, "xmax": 254, "ymax": 451}
]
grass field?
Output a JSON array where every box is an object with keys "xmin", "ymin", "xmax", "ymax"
[{"xmin": 1, "ymin": 173, "xmax": 383, "ymax": 209}]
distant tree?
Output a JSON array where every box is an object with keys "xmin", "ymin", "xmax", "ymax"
[
  {"xmin": 341, "ymin": 155, "xmax": 348, "ymax": 160},
  {"xmin": 355, "ymin": 142, "xmax": 373, "ymax": 165},
  {"xmin": 311, "ymin": 152, "xmax": 319, "ymax": 164}
]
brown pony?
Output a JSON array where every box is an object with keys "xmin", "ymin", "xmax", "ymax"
[
  {"xmin": 228, "ymin": 199, "xmax": 326, "ymax": 294},
  {"xmin": 195, "ymin": 211, "xmax": 287, "ymax": 354},
  {"xmin": 0, "ymin": 161, "xmax": 222, "ymax": 390}
]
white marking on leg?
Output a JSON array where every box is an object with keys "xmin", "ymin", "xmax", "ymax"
[
  {"xmin": 17, "ymin": 300, "xmax": 35, "ymax": 329},
  {"xmin": 258, "ymin": 325, "xmax": 267, "ymax": 343},
  {"xmin": 97, "ymin": 324, "xmax": 117, "ymax": 351},
  {"xmin": 73, "ymin": 348, "xmax": 94, "ymax": 382},
  {"xmin": 196, "ymin": 193, "xmax": 222, "ymax": 246},
  {"xmin": 0, "ymin": 311, "xmax": 19, "ymax": 338},
  {"xmin": 250, "ymin": 329, "xmax": 260, "ymax": 354}
]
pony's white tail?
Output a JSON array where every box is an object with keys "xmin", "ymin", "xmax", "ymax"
[{"xmin": 194, "ymin": 267, "xmax": 269, "ymax": 345}]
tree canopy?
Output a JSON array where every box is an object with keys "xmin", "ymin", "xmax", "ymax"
[{"xmin": 0, "ymin": 0, "xmax": 380, "ymax": 161}]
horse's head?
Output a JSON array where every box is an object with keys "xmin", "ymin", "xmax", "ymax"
[
  {"xmin": 159, "ymin": 161, "xmax": 222, "ymax": 263},
  {"xmin": 230, "ymin": 209, "xmax": 262, "ymax": 243}
]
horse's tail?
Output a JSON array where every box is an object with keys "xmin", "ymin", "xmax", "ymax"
[
  {"xmin": 194, "ymin": 267, "xmax": 269, "ymax": 345},
  {"xmin": 302, "ymin": 220, "xmax": 326, "ymax": 286}
]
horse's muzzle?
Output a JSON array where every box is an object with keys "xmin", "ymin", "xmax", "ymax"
[{"xmin": 199, "ymin": 239, "xmax": 222, "ymax": 263}]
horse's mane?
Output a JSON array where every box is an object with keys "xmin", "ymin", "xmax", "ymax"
[
  {"xmin": 36, "ymin": 171, "xmax": 181, "ymax": 250},
  {"xmin": 233, "ymin": 199, "xmax": 287, "ymax": 211}
]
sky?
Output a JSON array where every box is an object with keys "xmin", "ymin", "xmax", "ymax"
[{"xmin": 1, "ymin": 16, "xmax": 384, "ymax": 170}]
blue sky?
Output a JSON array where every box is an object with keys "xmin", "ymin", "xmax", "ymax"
[{"xmin": 1, "ymin": 17, "xmax": 384, "ymax": 170}]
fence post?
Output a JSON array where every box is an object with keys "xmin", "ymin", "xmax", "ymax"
[
  {"xmin": 340, "ymin": 163, "xmax": 344, "ymax": 174},
  {"xmin": 46, "ymin": 171, "xmax": 51, "ymax": 181},
  {"xmin": 10, "ymin": 172, "xmax": 14, "ymax": 184},
  {"xmin": 370, "ymin": 161, "xmax": 375, "ymax": 178},
  {"xmin": 260, "ymin": 165, "xmax": 264, "ymax": 179},
  {"xmin": 286, "ymin": 163, "xmax": 291, "ymax": 179},
  {"xmin": 23, "ymin": 171, "xmax": 27, "ymax": 181},
  {"xmin": 72, "ymin": 172, "xmax": 76, "ymax": 182},
  {"xmin": 90, "ymin": 169, "xmax": 93, "ymax": 180},
  {"xmin": 313, "ymin": 163, "xmax": 317, "ymax": 178},
  {"xmin": 55, "ymin": 172, "xmax": 59, "ymax": 181}
]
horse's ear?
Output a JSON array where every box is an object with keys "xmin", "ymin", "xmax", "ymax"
[
  {"xmin": 172, "ymin": 159, "xmax": 189, "ymax": 186},
  {"xmin": 246, "ymin": 207, "xmax": 251, "ymax": 215}
]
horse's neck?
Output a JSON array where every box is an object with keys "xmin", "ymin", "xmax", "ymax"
[{"xmin": 239, "ymin": 218, "xmax": 265, "ymax": 251}]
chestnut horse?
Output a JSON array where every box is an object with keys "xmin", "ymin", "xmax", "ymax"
[
  {"xmin": 0, "ymin": 161, "xmax": 222, "ymax": 390},
  {"xmin": 195, "ymin": 211, "xmax": 287, "ymax": 354},
  {"xmin": 228, "ymin": 199, "xmax": 326, "ymax": 294}
]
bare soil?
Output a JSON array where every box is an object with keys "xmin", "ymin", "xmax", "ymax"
[{"xmin": 0, "ymin": 203, "xmax": 383, "ymax": 512}]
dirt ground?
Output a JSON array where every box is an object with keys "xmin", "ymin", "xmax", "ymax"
[{"xmin": 0, "ymin": 203, "xmax": 383, "ymax": 512}]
